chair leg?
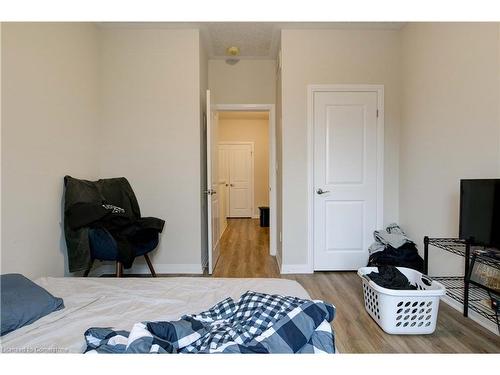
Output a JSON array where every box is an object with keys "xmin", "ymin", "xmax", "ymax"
[
  {"xmin": 83, "ymin": 260, "xmax": 94, "ymax": 277},
  {"xmin": 144, "ymin": 254, "xmax": 157, "ymax": 277},
  {"xmin": 116, "ymin": 261, "xmax": 123, "ymax": 277}
]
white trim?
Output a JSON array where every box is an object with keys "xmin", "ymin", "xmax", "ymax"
[
  {"xmin": 214, "ymin": 104, "xmax": 272, "ymax": 112},
  {"xmin": 214, "ymin": 104, "xmax": 277, "ymax": 257},
  {"xmin": 306, "ymin": 84, "xmax": 385, "ymax": 273},
  {"xmin": 275, "ymin": 250, "xmax": 283, "ymax": 273},
  {"xmin": 280, "ymin": 264, "xmax": 311, "ymax": 274},
  {"xmin": 219, "ymin": 141, "xmax": 257, "ymax": 145},
  {"xmin": 219, "ymin": 141, "xmax": 255, "ymax": 218},
  {"xmin": 220, "ymin": 220, "xmax": 228, "ymax": 238},
  {"xmin": 90, "ymin": 263, "xmax": 204, "ymax": 277},
  {"xmin": 268, "ymin": 105, "xmax": 277, "ymax": 257},
  {"xmin": 201, "ymin": 250, "xmax": 208, "ymax": 270},
  {"xmin": 307, "ymin": 88, "xmax": 314, "ymax": 273},
  {"xmin": 206, "ymin": 90, "xmax": 214, "ymax": 274}
]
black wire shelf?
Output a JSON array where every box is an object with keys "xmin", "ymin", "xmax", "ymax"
[
  {"xmin": 428, "ymin": 238, "xmax": 500, "ymax": 271},
  {"xmin": 432, "ymin": 276, "xmax": 499, "ymax": 326},
  {"xmin": 425, "ymin": 237, "xmax": 500, "ymax": 333}
]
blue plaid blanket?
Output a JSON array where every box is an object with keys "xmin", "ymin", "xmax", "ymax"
[{"xmin": 84, "ymin": 291, "xmax": 335, "ymax": 354}]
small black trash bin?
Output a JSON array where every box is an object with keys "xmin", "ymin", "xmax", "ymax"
[{"xmin": 258, "ymin": 206, "xmax": 270, "ymax": 227}]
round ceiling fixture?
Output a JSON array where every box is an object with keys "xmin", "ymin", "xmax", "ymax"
[
  {"xmin": 226, "ymin": 46, "xmax": 240, "ymax": 56},
  {"xmin": 225, "ymin": 46, "xmax": 240, "ymax": 65}
]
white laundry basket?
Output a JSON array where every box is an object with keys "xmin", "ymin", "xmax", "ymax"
[{"xmin": 357, "ymin": 267, "xmax": 446, "ymax": 334}]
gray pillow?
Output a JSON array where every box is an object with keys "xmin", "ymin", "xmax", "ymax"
[{"xmin": 1, "ymin": 273, "xmax": 64, "ymax": 336}]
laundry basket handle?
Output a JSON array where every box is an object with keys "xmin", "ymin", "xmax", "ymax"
[{"xmin": 421, "ymin": 274, "xmax": 433, "ymax": 287}]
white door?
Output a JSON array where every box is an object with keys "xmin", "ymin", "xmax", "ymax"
[
  {"xmin": 228, "ymin": 144, "xmax": 253, "ymax": 218},
  {"xmin": 206, "ymin": 90, "xmax": 220, "ymax": 274},
  {"xmin": 313, "ymin": 90, "xmax": 381, "ymax": 270}
]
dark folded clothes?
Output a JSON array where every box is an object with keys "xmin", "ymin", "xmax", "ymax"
[
  {"xmin": 366, "ymin": 266, "xmax": 417, "ymax": 290},
  {"xmin": 368, "ymin": 242, "xmax": 424, "ymax": 272}
]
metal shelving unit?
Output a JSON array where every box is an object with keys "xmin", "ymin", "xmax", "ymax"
[
  {"xmin": 424, "ymin": 238, "xmax": 500, "ymax": 271},
  {"xmin": 432, "ymin": 276, "xmax": 498, "ymax": 324},
  {"xmin": 424, "ymin": 237, "xmax": 499, "ymax": 332}
]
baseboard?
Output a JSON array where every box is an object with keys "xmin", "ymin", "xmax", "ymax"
[
  {"xmin": 90, "ymin": 263, "xmax": 204, "ymax": 276},
  {"xmin": 441, "ymin": 295, "xmax": 499, "ymax": 335},
  {"xmin": 252, "ymin": 214, "xmax": 260, "ymax": 219},
  {"xmin": 275, "ymin": 251, "xmax": 282, "ymax": 272},
  {"xmin": 220, "ymin": 222, "xmax": 228, "ymax": 237},
  {"xmin": 201, "ymin": 252, "xmax": 208, "ymax": 269},
  {"xmin": 280, "ymin": 263, "xmax": 313, "ymax": 274}
]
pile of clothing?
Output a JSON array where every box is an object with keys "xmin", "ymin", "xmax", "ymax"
[
  {"xmin": 64, "ymin": 176, "xmax": 165, "ymax": 272},
  {"xmin": 366, "ymin": 266, "xmax": 417, "ymax": 290},
  {"xmin": 367, "ymin": 223, "xmax": 424, "ymax": 272}
]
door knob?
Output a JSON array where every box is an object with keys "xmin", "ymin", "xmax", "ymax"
[{"xmin": 316, "ymin": 188, "xmax": 330, "ymax": 195}]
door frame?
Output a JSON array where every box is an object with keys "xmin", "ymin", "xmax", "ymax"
[
  {"xmin": 218, "ymin": 141, "xmax": 255, "ymax": 219},
  {"xmin": 214, "ymin": 104, "xmax": 277, "ymax": 257},
  {"xmin": 306, "ymin": 84, "xmax": 385, "ymax": 273}
]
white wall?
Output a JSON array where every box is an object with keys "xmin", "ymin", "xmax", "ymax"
[
  {"xmin": 280, "ymin": 29, "xmax": 401, "ymax": 268},
  {"xmin": 218, "ymin": 114, "xmax": 269, "ymax": 217},
  {"xmin": 400, "ymin": 23, "xmax": 500, "ymax": 276},
  {"xmin": 208, "ymin": 59, "xmax": 276, "ymax": 104},
  {"xmin": 98, "ymin": 28, "xmax": 203, "ymax": 274},
  {"xmin": 2, "ymin": 25, "xmax": 207, "ymax": 277},
  {"xmin": 1, "ymin": 23, "xmax": 100, "ymax": 278},
  {"xmin": 4, "ymin": 23, "xmax": 498, "ymax": 278}
]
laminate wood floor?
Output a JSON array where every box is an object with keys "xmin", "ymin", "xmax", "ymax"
[{"xmin": 212, "ymin": 218, "xmax": 500, "ymax": 353}]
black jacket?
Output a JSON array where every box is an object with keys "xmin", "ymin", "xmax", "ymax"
[{"xmin": 63, "ymin": 176, "xmax": 164, "ymax": 272}]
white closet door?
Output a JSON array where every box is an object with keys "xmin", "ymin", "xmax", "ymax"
[
  {"xmin": 313, "ymin": 90, "xmax": 380, "ymax": 270},
  {"xmin": 228, "ymin": 144, "xmax": 253, "ymax": 218}
]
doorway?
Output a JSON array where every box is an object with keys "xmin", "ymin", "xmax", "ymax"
[{"xmin": 205, "ymin": 101, "xmax": 277, "ymax": 275}]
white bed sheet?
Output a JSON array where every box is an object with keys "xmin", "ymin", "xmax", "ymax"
[{"xmin": 0, "ymin": 277, "xmax": 311, "ymax": 353}]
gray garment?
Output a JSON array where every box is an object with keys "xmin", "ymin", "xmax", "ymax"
[{"xmin": 368, "ymin": 223, "xmax": 413, "ymax": 254}]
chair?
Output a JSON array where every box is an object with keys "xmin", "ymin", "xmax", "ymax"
[
  {"xmin": 85, "ymin": 227, "xmax": 158, "ymax": 277},
  {"xmin": 63, "ymin": 176, "xmax": 164, "ymax": 277}
]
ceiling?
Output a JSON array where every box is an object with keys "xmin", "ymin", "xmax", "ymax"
[
  {"xmin": 99, "ymin": 22, "xmax": 405, "ymax": 60},
  {"xmin": 203, "ymin": 22, "xmax": 404, "ymax": 60},
  {"xmin": 204, "ymin": 23, "xmax": 280, "ymax": 60}
]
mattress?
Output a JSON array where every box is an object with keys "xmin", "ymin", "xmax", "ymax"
[{"xmin": 0, "ymin": 277, "xmax": 311, "ymax": 353}]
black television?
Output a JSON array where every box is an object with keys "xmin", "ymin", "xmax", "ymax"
[{"xmin": 459, "ymin": 179, "xmax": 500, "ymax": 249}]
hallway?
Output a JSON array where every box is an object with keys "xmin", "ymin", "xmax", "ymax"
[{"xmin": 212, "ymin": 218, "xmax": 280, "ymax": 277}]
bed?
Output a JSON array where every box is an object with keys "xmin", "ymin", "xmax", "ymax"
[{"xmin": 0, "ymin": 277, "xmax": 333, "ymax": 353}]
